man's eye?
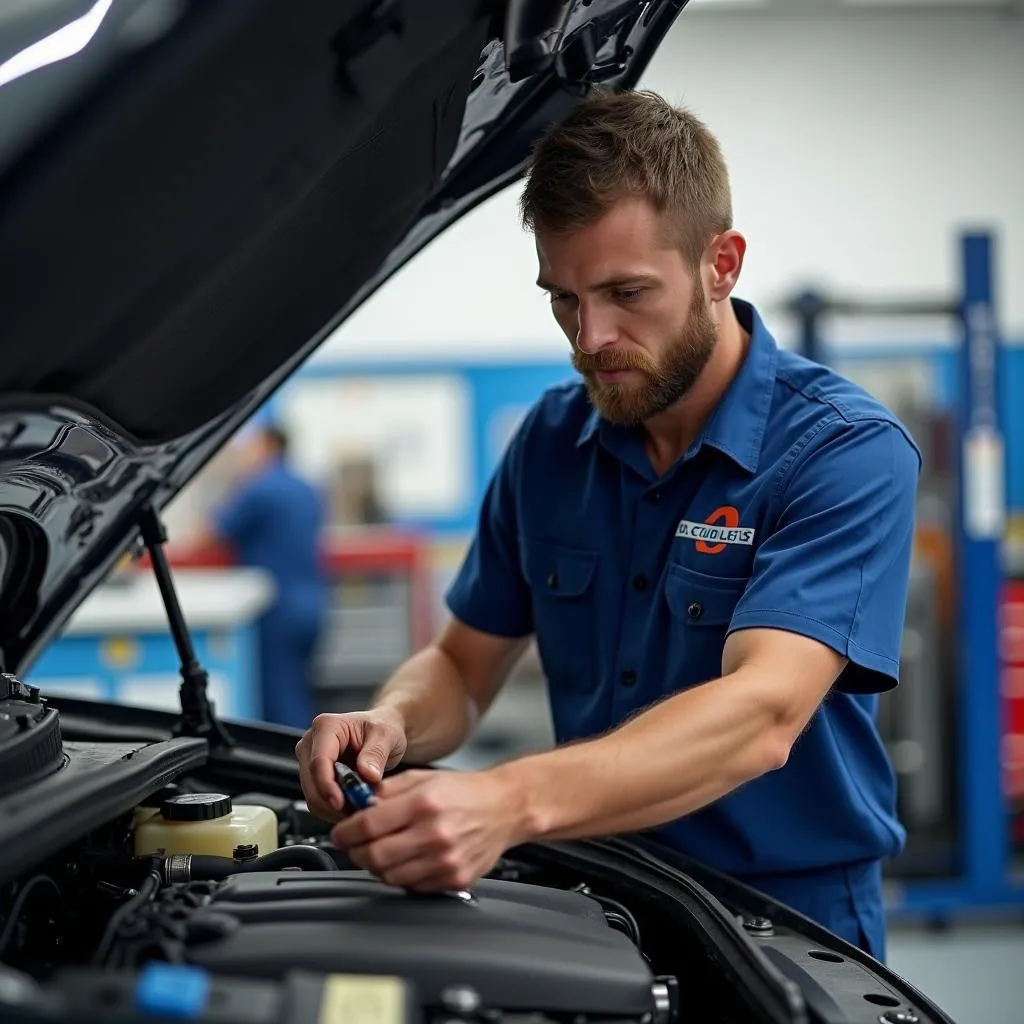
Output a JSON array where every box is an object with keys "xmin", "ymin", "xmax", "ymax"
[
  {"xmin": 549, "ymin": 291, "xmax": 573, "ymax": 304},
  {"xmin": 615, "ymin": 288, "xmax": 644, "ymax": 303}
]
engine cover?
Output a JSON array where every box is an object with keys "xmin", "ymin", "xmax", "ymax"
[{"xmin": 180, "ymin": 871, "xmax": 655, "ymax": 1014}]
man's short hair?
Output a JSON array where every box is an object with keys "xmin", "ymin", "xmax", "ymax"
[
  {"xmin": 519, "ymin": 89, "xmax": 732, "ymax": 265},
  {"xmin": 262, "ymin": 423, "xmax": 289, "ymax": 454}
]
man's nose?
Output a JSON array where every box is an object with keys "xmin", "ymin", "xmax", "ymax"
[{"xmin": 574, "ymin": 301, "xmax": 618, "ymax": 355}]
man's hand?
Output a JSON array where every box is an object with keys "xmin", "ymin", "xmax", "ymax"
[
  {"xmin": 330, "ymin": 770, "xmax": 522, "ymax": 892},
  {"xmin": 295, "ymin": 709, "xmax": 407, "ymax": 821}
]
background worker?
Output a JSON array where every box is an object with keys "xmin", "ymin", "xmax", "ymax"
[
  {"xmin": 294, "ymin": 90, "xmax": 921, "ymax": 962},
  {"xmin": 207, "ymin": 421, "xmax": 328, "ymax": 730}
]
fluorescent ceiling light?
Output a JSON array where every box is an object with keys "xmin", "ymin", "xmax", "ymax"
[
  {"xmin": 843, "ymin": 0, "xmax": 1012, "ymax": 6},
  {"xmin": 686, "ymin": 0, "xmax": 769, "ymax": 10},
  {"xmin": 0, "ymin": 0, "xmax": 113, "ymax": 89}
]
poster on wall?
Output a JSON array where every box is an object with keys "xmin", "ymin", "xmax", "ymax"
[{"xmin": 280, "ymin": 374, "xmax": 473, "ymax": 522}]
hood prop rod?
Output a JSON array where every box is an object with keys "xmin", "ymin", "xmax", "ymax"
[{"xmin": 138, "ymin": 505, "xmax": 234, "ymax": 750}]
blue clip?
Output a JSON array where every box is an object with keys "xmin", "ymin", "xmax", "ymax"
[
  {"xmin": 134, "ymin": 963, "xmax": 211, "ymax": 1019},
  {"xmin": 335, "ymin": 762, "xmax": 377, "ymax": 812}
]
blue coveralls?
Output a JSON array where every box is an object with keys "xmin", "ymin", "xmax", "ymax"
[
  {"xmin": 446, "ymin": 299, "xmax": 922, "ymax": 962},
  {"xmin": 213, "ymin": 458, "xmax": 328, "ymax": 730}
]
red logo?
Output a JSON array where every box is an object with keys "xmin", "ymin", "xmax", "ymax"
[{"xmin": 696, "ymin": 506, "xmax": 740, "ymax": 555}]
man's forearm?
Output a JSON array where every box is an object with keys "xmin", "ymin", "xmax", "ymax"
[
  {"xmin": 495, "ymin": 670, "xmax": 796, "ymax": 844},
  {"xmin": 371, "ymin": 647, "xmax": 478, "ymax": 764}
]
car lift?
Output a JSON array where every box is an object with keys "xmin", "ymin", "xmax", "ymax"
[{"xmin": 784, "ymin": 232, "xmax": 1024, "ymax": 921}]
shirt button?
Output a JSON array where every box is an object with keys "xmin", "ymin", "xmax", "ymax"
[
  {"xmin": 620, "ymin": 669, "xmax": 637, "ymax": 687},
  {"xmin": 687, "ymin": 601, "xmax": 703, "ymax": 620},
  {"xmin": 547, "ymin": 572, "xmax": 558, "ymax": 589},
  {"xmin": 632, "ymin": 573, "xmax": 648, "ymax": 592},
  {"xmin": 644, "ymin": 491, "xmax": 662, "ymax": 504}
]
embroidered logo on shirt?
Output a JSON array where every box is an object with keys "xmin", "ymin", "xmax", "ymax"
[{"xmin": 676, "ymin": 506, "xmax": 755, "ymax": 555}]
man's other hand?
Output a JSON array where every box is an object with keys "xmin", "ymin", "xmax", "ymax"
[
  {"xmin": 330, "ymin": 770, "xmax": 521, "ymax": 892},
  {"xmin": 295, "ymin": 709, "xmax": 407, "ymax": 821}
]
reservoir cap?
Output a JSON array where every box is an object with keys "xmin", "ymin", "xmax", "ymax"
[{"xmin": 161, "ymin": 793, "xmax": 232, "ymax": 821}]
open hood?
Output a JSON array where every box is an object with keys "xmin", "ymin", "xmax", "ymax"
[{"xmin": 0, "ymin": 0, "xmax": 686, "ymax": 674}]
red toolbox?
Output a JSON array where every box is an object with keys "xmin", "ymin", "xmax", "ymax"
[{"xmin": 999, "ymin": 583, "xmax": 1024, "ymax": 842}]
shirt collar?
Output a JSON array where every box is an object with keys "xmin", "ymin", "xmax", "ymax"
[{"xmin": 575, "ymin": 298, "xmax": 778, "ymax": 475}]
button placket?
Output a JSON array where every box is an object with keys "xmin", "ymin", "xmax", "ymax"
[{"xmin": 614, "ymin": 491, "xmax": 662, "ymax": 706}]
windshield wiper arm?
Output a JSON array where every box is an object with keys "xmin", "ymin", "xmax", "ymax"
[{"xmin": 137, "ymin": 504, "xmax": 233, "ymax": 750}]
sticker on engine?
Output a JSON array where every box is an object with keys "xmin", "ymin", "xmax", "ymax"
[{"xmin": 318, "ymin": 975, "xmax": 409, "ymax": 1024}]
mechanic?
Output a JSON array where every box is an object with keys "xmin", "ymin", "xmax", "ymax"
[
  {"xmin": 205, "ymin": 421, "xmax": 328, "ymax": 731},
  {"xmin": 295, "ymin": 90, "xmax": 921, "ymax": 962}
]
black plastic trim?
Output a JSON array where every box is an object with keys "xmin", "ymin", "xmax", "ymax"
[
  {"xmin": 0, "ymin": 734, "xmax": 208, "ymax": 885},
  {"xmin": 603, "ymin": 836, "xmax": 956, "ymax": 1024},
  {"xmin": 520, "ymin": 839, "xmax": 808, "ymax": 1024},
  {"xmin": 0, "ymin": 701, "xmax": 63, "ymax": 795}
]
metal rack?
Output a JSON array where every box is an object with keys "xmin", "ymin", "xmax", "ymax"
[
  {"xmin": 312, "ymin": 530, "xmax": 434, "ymax": 706},
  {"xmin": 162, "ymin": 530, "xmax": 434, "ymax": 715}
]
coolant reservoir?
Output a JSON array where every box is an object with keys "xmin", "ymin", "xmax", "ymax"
[{"xmin": 134, "ymin": 793, "xmax": 278, "ymax": 859}]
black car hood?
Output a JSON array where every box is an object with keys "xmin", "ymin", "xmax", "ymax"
[{"xmin": 0, "ymin": 0, "xmax": 685, "ymax": 673}]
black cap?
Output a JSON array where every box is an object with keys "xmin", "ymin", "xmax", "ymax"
[{"xmin": 161, "ymin": 793, "xmax": 232, "ymax": 821}]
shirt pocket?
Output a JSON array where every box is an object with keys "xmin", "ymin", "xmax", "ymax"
[
  {"xmin": 520, "ymin": 537, "xmax": 599, "ymax": 692},
  {"xmin": 663, "ymin": 563, "xmax": 748, "ymax": 689}
]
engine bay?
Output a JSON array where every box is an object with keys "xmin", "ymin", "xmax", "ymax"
[
  {"xmin": 0, "ymin": 735, "xmax": 688, "ymax": 1024},
  {"xmin": 0, "ymin": 695, "xmax": 945, "ymax": 1024},
  {"xmin": 83, "ymin": 784, "xmax": 665, "ymax": 1018},
  {"xmin": 175, "ymin": 872, "xmax": 656, "ymax": 1014}
]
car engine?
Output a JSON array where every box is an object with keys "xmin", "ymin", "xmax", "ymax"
[
  {"xmin": 84, "ymin": 867, "xmax": 669, "ymax": 1018},
  {"xmin": 144, "ymin": 872, "xmax": 656, "ymax": 1015},
  {"xmin": 0, "ymin": 772, "xmax": 679, "ymax": 1024},
  {"xmin": 0, "ymin": 704, "xmax": 946, "ymax": 1024}
]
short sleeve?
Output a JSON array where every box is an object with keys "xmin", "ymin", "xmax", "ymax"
[
  {"xmin": 212, "ymin": 479, "xmax": 263, "ymax": 549},
  {"xmin": 728, "ymin": 418, "xmax": 922, "ymax": 693},
  {"xmin": 445, "ymin": 414, "xmax": 535, "ymax": 639}
]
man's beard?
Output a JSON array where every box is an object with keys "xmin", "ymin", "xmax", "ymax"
[{"xmin": 571, "ymin": 287, "xmax": 719, "ymax": 427}]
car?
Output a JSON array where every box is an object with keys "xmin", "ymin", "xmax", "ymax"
[{"xmin": 0, "ymin": 3, "xmax": 955, "ymax": 1023}]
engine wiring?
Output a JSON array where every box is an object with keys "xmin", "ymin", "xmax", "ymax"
[
  {"xmin": 572, "ymin": 883, "xmax": 643, "ymax": 948},
  {"xmin": 90, "ymin": 870, "xmax": 162, "ymax": 968},
  {"xmin": 0, "ymin": 875, "xmax": 62, "ymax": 960}
]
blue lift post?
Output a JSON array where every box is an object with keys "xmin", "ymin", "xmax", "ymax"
[
  {"xmin": 786, "ymin": 232, "xmax": 1024, "ymax": 920},
  {"xmin": 956, "ymin": 234, "xmax": 1008, "ymax": 909},
  {"xmin": 898, "ymin": 232, "xmax": 1022, "ymax": 919}
]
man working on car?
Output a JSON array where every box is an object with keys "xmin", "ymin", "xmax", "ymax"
[{"xmin": 294, "ymin": 90, "xmax": 921, "ymax": 961}]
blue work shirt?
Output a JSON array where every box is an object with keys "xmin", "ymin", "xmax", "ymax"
[
  {"xmin": 446, "ymin": 299, "xmax": 922, "ymax": 880},
  {"xmin": 213, "ymin": 458, "xmax": 328, "ymax": 625}
]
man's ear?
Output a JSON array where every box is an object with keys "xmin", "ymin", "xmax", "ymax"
[{"xmin": 704, "ymin": 230, "xmax": 746, "ymax": 302}]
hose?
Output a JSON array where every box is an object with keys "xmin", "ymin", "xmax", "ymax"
[
  {"xmin": 236, "ymin": 845, "xmax": 336, "ymax": 873},
  {"xmin": 593, "ymin": 894, "xmax": 642, "ymax": 947},
  {"xmin": 0, "ymin": 875, "xmax": 61, "ymax": 957},
  {"xmin": 163, "ymin": 844, "xmax": 336, "ymax": 883},
  {"xmin": 92, "ymin": 870, "xmax": 162, "ymax": 967},
  {"xmin": 573, "ymin": 884, "xmax": 642, "ymax": 947}
]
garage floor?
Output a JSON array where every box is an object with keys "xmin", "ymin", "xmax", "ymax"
[{"xmin": 887, "ymin": 922, "xmax": 1024, "ymax": 1023}]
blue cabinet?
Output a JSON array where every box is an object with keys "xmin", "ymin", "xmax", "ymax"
[{"xmin": 27, "ymin": 569, "xmax": 274, "ymax": 722}]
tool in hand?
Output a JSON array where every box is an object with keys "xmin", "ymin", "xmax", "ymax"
[
  {"xmin": 334, "ymin": 762, "xmax": 472, "ymax": 901},
  {"xmin": 335, "ymin": 762, "xmax": 377, "ymax": 812}
]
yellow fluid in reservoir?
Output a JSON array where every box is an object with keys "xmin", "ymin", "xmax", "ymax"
[{"xmin": 134, "ymin": 793, "xmax": 278, "ymax": 859}]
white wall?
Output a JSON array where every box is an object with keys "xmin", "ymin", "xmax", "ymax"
[{"xmin": 314, "ymin": 8, "xmax": 1024, "ymax": 362}]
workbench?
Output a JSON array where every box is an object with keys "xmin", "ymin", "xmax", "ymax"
[{"xmin": 26, "ymin": 568, "xmax": 274, "ymax": 721}]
